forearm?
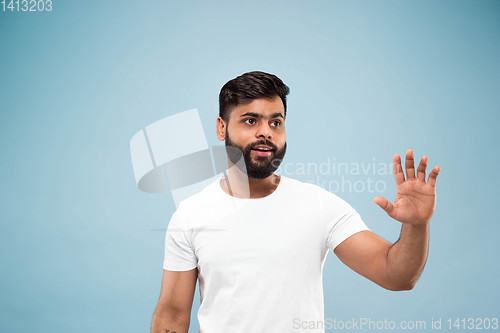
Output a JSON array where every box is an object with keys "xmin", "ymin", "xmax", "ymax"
[
  {"xmin": 151, "ymin": 308, "xmax": 190, "ymax": 333},
  {"xmin": 385, "ymin": 223, "xmax": 429, "ymax": 290}
]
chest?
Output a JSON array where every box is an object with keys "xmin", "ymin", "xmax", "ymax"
[{"xmin": 190, "ymin": 203, "xmax": 327, "ymax": 275}]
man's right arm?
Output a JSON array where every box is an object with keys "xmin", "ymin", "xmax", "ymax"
[{"xmin": 151, "ymin": 268, "xmax": 198, "ymax": 333}]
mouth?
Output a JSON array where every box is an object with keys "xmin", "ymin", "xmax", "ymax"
[
  {"xmin": 251, "ymin": 149, "xmax": 273, "ymax": 157},
  {"xmin": 251, "ymin": 145, "xmax": 274, "ymax": 157}
]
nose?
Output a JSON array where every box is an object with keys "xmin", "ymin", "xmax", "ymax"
[{"xmin": 256, "ymin": 122, "xmax": 272, "ymax": 140}]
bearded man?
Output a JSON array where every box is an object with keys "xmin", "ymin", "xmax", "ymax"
[{"xmin": 151, "ymin": 71, "xmax": 440, "ymax": 333}]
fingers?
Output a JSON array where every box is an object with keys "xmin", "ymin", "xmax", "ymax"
[
  {"xmin": 405, "ymin": 149, "xmax": 416, "ymax": 180},
  {"xmin": 393, "ymin": 154, "xmax": 405, "ymax": 185},
  {"xmin": 394, "ymin": 150, "xmax": 439, "ymax": 186},
  {"xmin": 373, "ymin": 196, "xmax": 394, "ymax": 216},
  {"xmin": 417, "ymin": 155, "xmax": 428, "ymax": 182},
  {"xmin": 427, "ymin": 165, "xmax": 440, "ymax": 187}
]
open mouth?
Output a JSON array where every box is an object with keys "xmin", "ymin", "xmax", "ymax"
[
  {"xmin": 251, "ymin": 145, "xmax": 274, "ymax": 157},
  {"xmin": 251, "ymin": 149, "xmax": 273, "ymax": 157}
]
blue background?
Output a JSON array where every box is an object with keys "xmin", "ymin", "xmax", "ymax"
[{"xmin": 1, "ymin": 0, "xmax": 499, "ymax": 332}]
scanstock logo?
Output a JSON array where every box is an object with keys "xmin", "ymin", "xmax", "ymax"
[{"xmin": 129, "ymin": 108, "xmax": 247, "ymax": 207}]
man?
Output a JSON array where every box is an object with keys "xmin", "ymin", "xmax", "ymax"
[{"xmin": 150, "ymin": 71, "xmax": 440, "ymax": 333}]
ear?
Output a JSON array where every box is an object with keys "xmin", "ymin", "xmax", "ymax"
[{"xmin": 216, "ymin": 117, "xmax": 226, "ymax": 141}]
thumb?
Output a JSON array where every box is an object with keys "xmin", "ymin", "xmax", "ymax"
[{"xmin": 373, "ymin": 196, "xmax": 394, "ymax": 216}]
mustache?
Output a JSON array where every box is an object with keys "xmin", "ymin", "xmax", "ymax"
[{"xmin": 249, "ymin": 140, "xmax": 277, "ymax": 150}]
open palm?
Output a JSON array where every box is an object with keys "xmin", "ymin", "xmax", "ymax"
[{"xmin": 374, "ymin": 150, "xmax": 440, "ymax": 226}]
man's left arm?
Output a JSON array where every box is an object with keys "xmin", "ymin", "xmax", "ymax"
[{"xmin": 333, "ymin": 150, "xmax": 440, "ymax": 291}]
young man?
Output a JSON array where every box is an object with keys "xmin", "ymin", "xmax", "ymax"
[{"xmin": 150, "ymin": 71, "xmax": 440, "ymax": 333}]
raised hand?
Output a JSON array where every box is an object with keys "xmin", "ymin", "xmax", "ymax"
[{"xmin": 374, "ymin": 149, "xmax": 440, "ymax": 226}]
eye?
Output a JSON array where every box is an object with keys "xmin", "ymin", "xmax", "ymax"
[
  {"xmin": 244, "ymin": 118, "xmax": 256, "ymax": 125},
  {"xmin": 271, "ymin": 120, "xmax": 282, "ymax": 127}
]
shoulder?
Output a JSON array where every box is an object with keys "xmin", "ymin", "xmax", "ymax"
[
  {"xmin": 283, "ymin": 175, "xmax": 353, "ymax": 212},
  {"xmin": 174, "ymin": 177, "xmax": 222, "ymax": 216},
  {"xmin": 283, "ymin": 175, "xmax": 343, "ymax": 200},
  {"xmin": 282, "ymin": 175, "xmax": 321, "ymax": 193},
  {"xmin": 179, "ymin": 181, "xmax": 217, "ymax": 205}
]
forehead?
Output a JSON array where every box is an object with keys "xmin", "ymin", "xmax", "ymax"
[{"xmin": 230, "ymin": 96, "xmax": 284, "ymax": 119}]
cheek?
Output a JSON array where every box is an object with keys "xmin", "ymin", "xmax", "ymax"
[
  {"xmin": 276, "ymin": 131, "xmax": 286, "ymax": 145},
  {"xmin": 228, "ymin": 126, "xmax": 254, "ymax": 144}
]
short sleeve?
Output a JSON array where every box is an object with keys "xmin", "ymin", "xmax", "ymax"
[
  {"xmin": 163, "ymin": 207, "xmax": 198, "ymax": 271},
  {"xmin": 323, "ymin": 192, "xmax": 370, "ymax": 251}
]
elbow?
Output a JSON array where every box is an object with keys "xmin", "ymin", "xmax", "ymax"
[
  {"xmin": 396, "ymin": 281, "xmax": 416, "ymax": 291},
  {"xmin": 383, "ymin": 279, "xmax": 417, "ymax": 291},
  {"xmin": 381, "ymin": 269, "xmax": 421, "ymax": 291}
]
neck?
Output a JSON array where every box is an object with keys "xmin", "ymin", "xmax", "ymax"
[{"xmin": 220, "ymin": 164, "xmax": 281, "ymax": 199}]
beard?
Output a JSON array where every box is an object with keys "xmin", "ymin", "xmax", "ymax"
[{"xmin": 225, "ymin": 128, "xmax": 287, "ymax": 179}]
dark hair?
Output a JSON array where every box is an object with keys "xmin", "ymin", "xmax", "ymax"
[{"xmin": 219, "ymin": 71, "xmax": 290, "ymax": 122}]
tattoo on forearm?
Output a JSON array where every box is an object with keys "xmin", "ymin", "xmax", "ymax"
[{"xmin": 163, "ymin": 330, "xmax": 177, "ymax": 333}]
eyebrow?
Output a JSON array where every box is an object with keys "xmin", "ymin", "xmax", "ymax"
[{"xmin": 240, "ymin": 112, "xmax": 284, "ymax": 119}]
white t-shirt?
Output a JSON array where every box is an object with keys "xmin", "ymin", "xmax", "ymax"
[{"xmin": 163, "ymin": 173, "xmax": 370, "ymax": 333}]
